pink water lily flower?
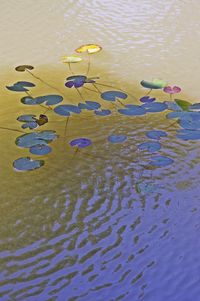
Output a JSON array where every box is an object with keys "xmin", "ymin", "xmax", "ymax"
[{"xmin": 163, "ymin": 86, "xmax": 181, "ymax": 94}]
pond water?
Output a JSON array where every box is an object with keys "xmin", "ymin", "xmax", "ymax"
[{"xmin": 1, "ymin": 1, "xmax": 200, "ymax": 301}]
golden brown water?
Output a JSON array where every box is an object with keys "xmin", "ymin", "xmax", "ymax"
[{"xmin": 1, "ymin": 1, "xmax": 200, "ymax": 301}]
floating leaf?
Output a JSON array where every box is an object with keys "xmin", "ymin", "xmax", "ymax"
[
  {"xmin": 61, "ymin": 55, "xmax": 82, "ymax": 63},
  {"xmin": 15, "ymin": 65, "xmax": 34, "ymax": 72},
  {"xmin": 140, "ymin": 79, "xmax": 166, "ymax": 89},
  {"xmin": 141, "ymin": 102, "xmax": 167, "ymax": 113},
  {"xmin": 69, "ymin": 138, "xmax": 92, "ymax": 148},
  {"xmin": 108, "ymin": 135, "xmax": 127, "ymax": 143},
  {"xmin": 146, "ymin": 130, "xmax": 167, "ymax": 140},
  {"xmin": 22, "ymin": 121, "xmax": 38, "ymax": 129},
  {"xmin": 75, "ymin": 44, "xmax": 102, "ymax": 54},
  {"xmin": 54, "ymin": 104, "xmax": 81, "ymax": 116},
  {"xmin": 6, "ymin": 81, "xmax": 35, "ymax": 92},
  {"xmin": 189, "ymin": 103, "xmax": 200, "ymax": 112},
  {"xmin": 17, "ymin": 114, "xmax": 37, "ymax": 122},
  {"xmin": 13, "ymin": 157, "xmax": 44, "ymax": 171},
  {"xmin": 178, "ymin": 118, "xmax": 200, "ymax": 130},
  {"xmin": 65, "ymin": 75, "xmax": 86, "ymax": 88},
  {"xmin": 16, "ymin": 131, "xmax": 58, "ymax": 148},
  {"xmin": 140, "ymin": 96, "xmax": 156, "ymax": 103},
  {"xmin": 29, "ymin": 144, "xmax": 52, "ymax": 155},
  {"xmin": 94, "ymin": 109, "xmax": 111, "ymax": 116},
  {"xmin": 101, "ymin": 91, "xmax": 127, "ymax": 102},
  {"xmin": 21, "ymin": 96, "xmax": 39, "ymax": 105},
  {"xmin": 164, "ymin": 101, "xmax": 182, "ymax": 111},
  {"xmin": 135, "ymin": 182, "xmax": 158, "ymax": 194},
  {"xmin": 176, "ymin": 129, "xmax": 200, "ymax": 140},
  {"xmin": 138, "ymin": 141, "xmax": 161, "ymax": 152},
  {"xmin": 149, "ymin": 156, "xmax": 174, "ymax": 167},
  {"xmin": 78, "ymin": 101, "xmax": 101, "ymax": 110},
  {"xmin": 118, "ymin": 105, "xmax": 146, "ymax": 116},
  {"xmin": 163, "ymin": 86, "xmax": 181, "ymax": 94},
  {"xmin": 175, "ymin": 99, "xmax": 191, "ymax": 111}
]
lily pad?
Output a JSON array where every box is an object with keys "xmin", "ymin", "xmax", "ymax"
[
  {"xmin": 140, "ymin": 79, "xmax": 167, "ymax": 89},
  {"xmin": 69, "ymin": 138, "xmax": 92, "ymax": 148},
  {"xmin": 6, "ymin": 81, "xmax": 35, "ymax": 92},
  {"xmin": 35, "ymin": 95, "xmax": 63, "ymax": 105},
  {"xmin": 149, "ymin": 156, "xmax": 174, "ymax": 167},
  {"xmin": 164, "ymin": 101, "xmax": 182, "ymax": 111},
  {"xmin": 61, "ymin": 55, "xmax": 82, "ymax": 63},
  {"xmin": 22, "ymin": 121, "xmax": 38, "ymax": 129},
  {"xmin": 94, "ymin": 109, "xmax": 111, "ymax": 116},
  {"xmin": 176, "ymin": 129, "xmax": 200, "ymax": 140},
  {"xmin": 138, "ymin": 141, "xmax": 161, "ymax": 152},
  {"xmin": 189, "ymin": 103, "xmax": 200, "ymax": 112},
  {"xmin": 79, "ymin": 101, "xmax": 101, "ymax": 110},
  {"xmin": 75, "ymin": 44, "xmax": 102, "ymax": 54},
  {"xmin": 101, "ymin": 91, "xmax": 127, "ymax": 102},
  {"xmin": 146, "ymin": 130, "xmax": 167, "ymax": 140},
  {"xmin": 141, "ymin": 102, "xmax": 168, "ymax": 113},
  {"xmin": 29, "ymin": 144, "xmax": 52, "ymax": 155},
  {"xmin": 65, "ymin": 75, "xmax": 86, "ymax": 88},
  {"xmin": 16, "ymin": 131, "xmax": 58, "ymax": 148},
  {"xmin": 21, "ymin": 96, "xmax": 39, "ymax": 105},
  {"xmin": 54, "ymin": 104, "xmax": 81, "ymax": 116},
  {"xmin": 17, "ymin": 114, "xmax": 37, "ymax": 122},
  {"xmin": 108, "ymin": 135, "xmax": 127, "ymax": 144},
  {"xmin": 13, "ymin": 157, "xmax": 44, "ymax": 171},
  {"xmin": 15, "ymin": 65, "xmax": 34, "ymax": 72},
  {"xmin": 140, "ymin": 96, "xmax": 156, "ymax": 103}
]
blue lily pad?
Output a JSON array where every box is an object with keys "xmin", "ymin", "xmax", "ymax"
[
  {"xmin": 101, "ymin": 91, "xmax": 127, "ymax": 102},
  {"xmin": 6, "ymin": 81, "xmax": 35, "ymax": 92},
  {"xmin": 17, "ymin": 114, "xmax": 37, "ymax": 122},
  {"xmin": 78, "ymin": 101, "xmax": 101, "ymax": 110},
  {"xmin": 179, "ymin": 118, "xmax": 200, "ymax": 130},
  {"xmin": 149, "ymin": 156, "xmax": 174, "ymax": 167},
  {"xmin": 164, "ymin": 101, "xmax": 183, "ymax": 111},
  {"xmin": 141, "ymin": 102, "xmax": 168, "ymax": 113},
  {"xmin": 135, "ymin": 182, "xmax": 158, "ymax": 194},
  {"xmin": 16, "ymin": 130, "xmax": 58, "ymax": 148},
  {"xmin": 65, "ymin": 75, "xmax": 86, "ymax": 88},
  {"xmin": 22, "ymin": 121, "xmax": 38, "ymax": 129},
  {"xmin": 146, "ymin": 130, "xmax": 167, "ymax": 140},
  {"xmin": 189, "ymin": 103, "xmax": 200, "ymax": 111},
  {"xmin": 118, "ymin": 105, "xmax": 146, "ymax": 116},
  {"xmin": 21, "ymin": 95, "xmax": 63, "ymax": 106},
  {"xmin": 29, "ymin": 144, "xmax": 52, "ymax": 155},
  {"xmin": 138, "ymin": 141, "xmax": 161, "ymax": 152},
  {"xmin": 54, "ymin": 104, "xmax": 81, "ymax": 116},
  {"xmin": 140, "ymin": 96, "xmax": 156, "ymax": 103},
  {"xmin": 94, "ymin": 109, "xmax": 111, "ymax": 116},
  {"xmin": 21, "ymin": 96, "xmax": 39, "ymax": 105},
  {"xmin": 176, "ymin": 129, "xmax": 200, "ymax": 140},
  {"xmin": 13, "ymin": 157, "xmax": 44, "ymax": 171},
  {"xmin": 108, "ymin": 135, "xmax": 127, "ymax": 143},
  {"xmin": 69, "ymin": 138, "xmax": 92, "ymax": 148}
]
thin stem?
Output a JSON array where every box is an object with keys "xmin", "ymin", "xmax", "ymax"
[
  {"xmin": 145, "ymin": 89, "xmax": 152, "ymax": 96},
  {"xmin": 83, "ymin": 86, "xmax": 99, "ymax": 93},
  {"xmin": 68, "ymin": 63, "xmax": 74, "ymax": 74},
  {"xmin": 75, "ymin": 87, "xmax": 84, "ymax": 101},
  {"xmin": 92, "ymin": 83, "xmax": 102, "ymax": 94},
  {"xmin": 86, "ymin": 53, "xmax": 91, "ymax": 76},
  {"xmin": 25, "ymin": 69, "xmax": 63, "ymax": 94},
  {"xmin": 170, "ymin": 94, "xmax": 172, "ymax": 101},
  {"xmin": 0, "ymin": 126, "xmax": 25, "ymax": 134},
  {"xmin": 64, "ymin": 116, "xmax": 70, "ymax": 138},
  {"xmin": 73, "ymin": 147, "xmax": 79, "ymax": 158}
]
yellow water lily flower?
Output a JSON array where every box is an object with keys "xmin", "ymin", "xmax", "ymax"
[
  {"xmin": 61, "ymin": 55, "xmax": 82, "ymax": 63},
  {"xmin": 75, "ymin": 44, "xmax": 102, "ymax": 54}
]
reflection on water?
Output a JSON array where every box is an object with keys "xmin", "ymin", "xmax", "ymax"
[{"xmin": 0, "ymin": 63, "xmax": 200, "ymax": 300}]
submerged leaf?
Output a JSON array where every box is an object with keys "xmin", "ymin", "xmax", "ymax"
[
  {"xmin": 94, "ymin": 109, "xmax": 111, "ymax": 116},
  {"xmin": 138, "ymin": 141, "xmax": 161, "ymax": 152},
  {"xmin": 146, "ymin": 130, "xmax": 167, "ymax": 140},
  {"xmin": 108, "ymin": 135, "xmax": 127, "ymax": 144},
  {"xmin": 149, "ymin": 156, "xmax": 174, "ymax": 167},
  {"xmin": 176, "ymin": 129, "xmax": 200, "ymax": 140},
  {"xmin": 118, "ymin": 105, "xmax": 146, "ymax": 116},
  {"xmin": 13, "ymin": 157, "xmax": 44, "ymax": 171}
]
